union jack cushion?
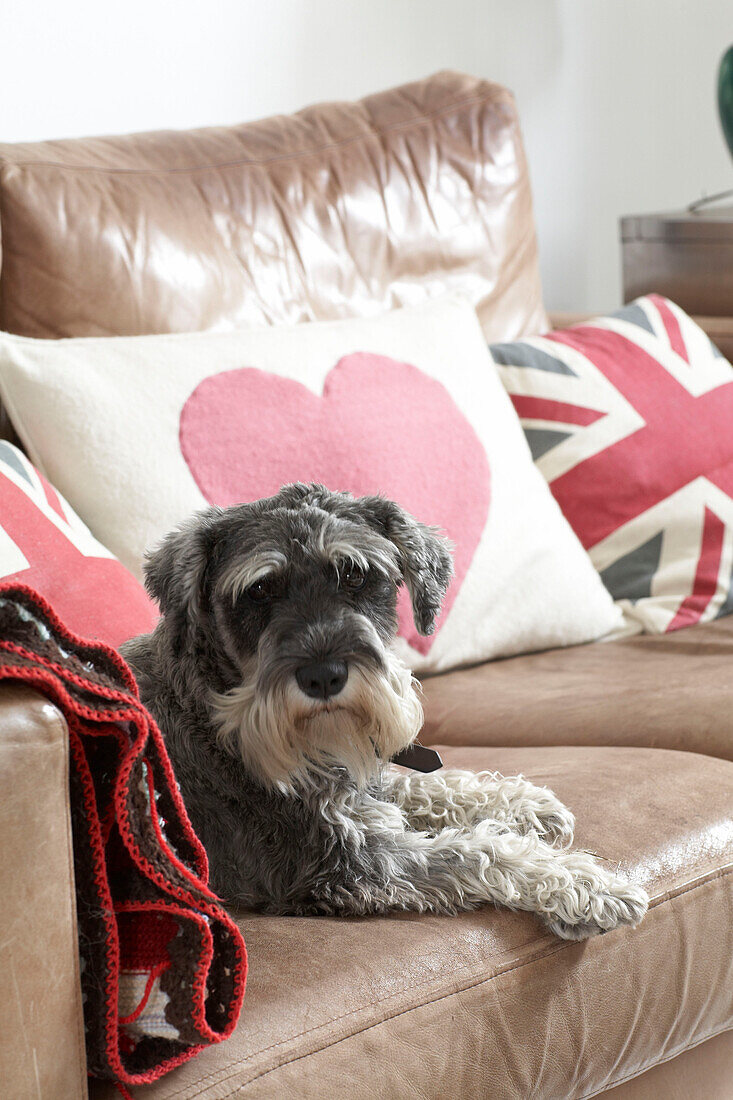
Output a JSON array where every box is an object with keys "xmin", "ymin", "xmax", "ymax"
[
  {"xmin": 0, "ymin": 441, "xmax": 157, "ymax": 647},
  {"xmin": 491, "ymin": 295, "xmax": 733, "ymax": 634}
]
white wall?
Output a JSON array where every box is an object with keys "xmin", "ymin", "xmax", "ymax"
[{"xmin": 2, "ymin": 0, "xmax": 732, "ymax": 311}]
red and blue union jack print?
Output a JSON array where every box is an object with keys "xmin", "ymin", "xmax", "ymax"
[
  {"xmin": 491, "ymin": 295, "xmax": 733, "ymax": 633},
  {"xmin": 0, "ymin": 441, "xmax": 157, "ymax": 646}
]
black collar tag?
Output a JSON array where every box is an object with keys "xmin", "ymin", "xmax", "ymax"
[{"xmin": 391, "ymin": 743, "xmax": 443, "ymax": 772}]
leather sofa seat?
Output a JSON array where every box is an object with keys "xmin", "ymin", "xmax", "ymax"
[
  {"xmin": 421, "ymin": 617, "xmax": 733, "ymax": 761},
  {"xmin": 90, "ymin": 744, "xmax": 733, "ymax": 1099}
]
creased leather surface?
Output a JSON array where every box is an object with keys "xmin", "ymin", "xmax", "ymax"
[
  {"xmin": 0, "ymin": 71, "xmax": 546, "ymax": 344},
  {"xmin": 90, "ymin": 745, "xmax": 733, "ymax": 1099},
  {"xmin": 0, "ymin": 685, "xmax": 88, "ymax": 1100},
  {"xmin": 602, "ymin": 1028, "xmax": 733, "ymax": 1099},
  {"xmin": 421, "ymin": 614, "xmax": 733, "ymax": 760}
]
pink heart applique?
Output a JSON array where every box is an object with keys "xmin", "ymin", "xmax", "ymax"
[{"xmin": 179, "ymin": 353, "xmax": 490, "ymax": 653}]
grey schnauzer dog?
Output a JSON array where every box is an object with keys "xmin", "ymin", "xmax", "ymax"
[{"xmin": 122, "ymin": 484, "xmax": 648, "ymax": 941}]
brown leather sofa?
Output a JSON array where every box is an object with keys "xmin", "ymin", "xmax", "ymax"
[{"xmin": 1, "ymin": 72, "xmax": 732, "ymax": 1100}]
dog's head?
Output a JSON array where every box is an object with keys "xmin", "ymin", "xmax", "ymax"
[{"xmin": 145, "ymin": 484, "xmax": 453, "ymax": 790}]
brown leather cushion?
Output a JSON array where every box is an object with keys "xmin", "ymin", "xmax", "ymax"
[
  {"xmin": 421, "ymin": 616, "xmax": 733, "ymax": 761},
  {"xmin": 0, "ymin": 71, "xmax": 546, "ymax": 344},
  {"xmin": 89, "ymin": 745, "xmax": 733, "ymax": 1099},
  {"xmin": 603, "ymin": 1030, "xmax": 733, "ymax": 1099}
]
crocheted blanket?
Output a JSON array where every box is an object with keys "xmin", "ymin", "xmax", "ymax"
[{"xmin": 0, "ymin": 584, "xmax": 247, "ymax": 1088}]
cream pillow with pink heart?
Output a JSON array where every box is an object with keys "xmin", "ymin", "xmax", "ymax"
[{"xmin": 0, "ymin": 299, "xmax": 622, "ymax": 672}]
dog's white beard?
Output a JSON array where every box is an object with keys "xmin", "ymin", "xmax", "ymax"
[{"xmin": 211, "ymin": 650, "xmax": 423, "ymax": 791}]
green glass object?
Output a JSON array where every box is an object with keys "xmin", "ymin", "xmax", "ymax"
[{"xmin": 718, "ymin": 45, "xmax": 733, "ymax": 159}]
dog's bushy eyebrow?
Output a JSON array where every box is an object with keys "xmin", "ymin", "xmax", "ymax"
[
  {"xmin": 276, "ymin": 486, "xmax": 453, "ymax": 636},
  {"xmin": 218, "ymin": 550, "xmax": 288, "ymax": 602},
  {"xmin": 313, "ymin": 516, "xmax": 401, "ymax": 581}
]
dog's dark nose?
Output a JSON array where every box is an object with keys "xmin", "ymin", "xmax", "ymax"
[{"xmin": 295, "ymin": 659, "xmax": 348, "ymax": 700}]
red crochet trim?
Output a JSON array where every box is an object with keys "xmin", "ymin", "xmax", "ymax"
[
  {"xmin": 0, "ymin": 581, "xmax": 140, "ymax": 692},
  {"xmin": 118, "ymin": 962, "xmax": 169, "ymax": 1026},
  {"xmin": 0, "ymin": 583, "xmax": 247, "ymax": 1087}
]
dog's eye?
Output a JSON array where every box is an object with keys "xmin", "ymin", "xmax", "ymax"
[
  {"xmin": 340, "ymin": 563, "xmax": 367, "ymax": 592},
  {"xmin": 245, "ymin": 576, "xmax": 280, "ymax": 603}
]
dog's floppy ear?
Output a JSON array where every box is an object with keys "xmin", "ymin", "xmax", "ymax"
[
  {"xmin": 144, "ymin": 509, "xmax": 220, "ymax": 652},
  {"xmin": 358, "ymin": 497, "xmax": 454, "ymax": 636}
]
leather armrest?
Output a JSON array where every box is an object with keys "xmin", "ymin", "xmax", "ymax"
[
  {"xmin": 0, "ymin": 684, "xmax": 88, "ymax": 1098},
  {"xmin": 548, "ymin": 311, "xmax": 733, "ymax": 362},
  {"xmin": 547, "ymin": 311, "xmax": 595, "ymax": 329}
]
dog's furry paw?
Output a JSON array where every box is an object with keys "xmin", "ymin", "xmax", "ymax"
[
  {"xmin": 516, "ymin": 799, "xmax": 575, "ymax": 849},
  {"xmin": 543, "ymin": 872, "xmax": 649, "ymax": 941},
  {"xmin": 500, "ymin": 781, "xmax": 575, "ymax": 849}
]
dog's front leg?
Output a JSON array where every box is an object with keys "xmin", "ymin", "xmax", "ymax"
[
  {"xmin": 297, "ymin": 797, "xmax": 647, "ymax": 939},
  {"xmin": 383, "ymin": 768, "xmax": 575, "ymax": 847}
]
